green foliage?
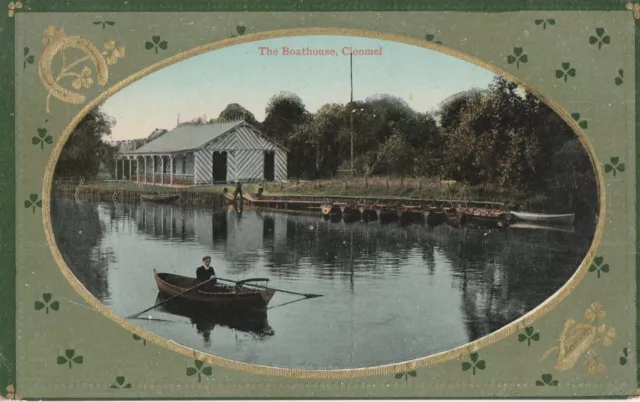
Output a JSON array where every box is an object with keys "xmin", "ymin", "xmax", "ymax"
[
  {"xmin": 536, "ymin": 373, "xmax": 558, "ymax": 386},
  {"xmin": 34, "ymin": 293, "xmax": 59, "ymax": 314},
  {"xmin": 518, "ymin": 326, "xmax": 540, "ymax": 346},
  {"xmin": 145, "ymin": 35, "xmax": 168, "ymax": 54},
  {"xmin": 589, "ymin": 256, "xmax": 609, "ymax": 279},
  {"xmin": 217, "ymin": 103, "xmax": 259, "ymax": 125},
  {"xmin": 54, "ymin": 106, "xmax": 117, "ymax": 179},
  {"xmin": 589, "ymin": 28, "xmax": 610, "ymax": 50}
]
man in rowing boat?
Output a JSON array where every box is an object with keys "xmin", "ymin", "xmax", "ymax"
[{"xmin": 195, "ymin": 256, "xmax": 217, "ymax": 287}]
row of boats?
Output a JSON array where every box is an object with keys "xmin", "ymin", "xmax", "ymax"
[{"xmin": 320, "ymin": 203, "xmax": 575, "ymax": 229}]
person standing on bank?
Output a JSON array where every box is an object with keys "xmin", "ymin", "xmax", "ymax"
[
  {"xmin": 233, "ymin": 182, "xmax": 243, "ymax": 201},
  {"xmin": 195, "ymin": 256, "xmax": 216, "ymax": 287}
]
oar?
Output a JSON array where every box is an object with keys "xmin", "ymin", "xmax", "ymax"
[
  {"xmin": 126, "ymin": 277, "xmax": 215, "ymax": 319},
  {"xmin": 216, "ymin": 277, "xmax": 323, "ymax": 298}
]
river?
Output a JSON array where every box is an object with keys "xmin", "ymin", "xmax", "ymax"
[{"xmin": 50, "ymin": 197, "xmax": 593, "ymax": 370}]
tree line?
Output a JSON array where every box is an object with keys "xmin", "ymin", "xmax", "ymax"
[{"xmin": 57, "ymin": 76, "xmax": 597, "ymax": 218}]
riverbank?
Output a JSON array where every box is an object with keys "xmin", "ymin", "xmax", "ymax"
[{"xmin": 52, "ymin": 177, "xmax": 549, "ymax": 210}]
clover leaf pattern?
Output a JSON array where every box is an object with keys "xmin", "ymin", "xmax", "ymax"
[
  {"xmin": 589, "ymin": 28, "xmax": 610, "ymax": 50},
  {"xmin": 186, "ymin": 359, "xmax": 212, "ymax": 382},
  {"xmin": 555, "ymin": 62, "xmax": 576, "ymax": 82},
  {"xmin": 34, "ymin": 293, "xmax": 59, "ymax": 314},
  {"xmin": 110, "ymin": 376, "xmax": 132, "ymax": 389},
  {"xmin": 507, "ymin": 47, "xmax": 528, "ymax": 68},
  {"xmin": 24, "ymin": 194, "xmax": 42, "ymax": 213},
  {"xmin": 425, "ymin": 34, "xmax": 443, "ymax": 45},
  {"xmin": 571, "ymin": 112, "xmax": 588, "ymax": 129},
  {"xmin": 56, "ymin": 349, "xmax": 83, "ymax": 369},
  {"xmin": 536, "ymin": 373, "xmax": 559, "ymax": 386},
  {"xmin": 534, "ymin": 19, "xmax": 556, "ymax": 29},
  {"xmin": 394, "ymin": 371, "xmax": 417, "ymax": 382},
  {"xmin": 93, "ymin": 20, "xmax": 115, "ymax": 29},
  {"xmin": 132, "ymin": 333, "xmax": 147, "ymax": 346},
  {"xmin": 518, "ymin": 326, "xmax": 540, "ymax": 346},
  {"xmin": 23, "ymin": 47, "xmax": 34, "ymax": 69},
  {"xmin": 462, "ymin": 352, "xmax": 486, "ymax": 375},
  {"xmin": 145, "ymin": 36, "xmax": 168, "ymax": 54},
  {"xmin": 32, "ymin": 128, "xmax": 53, "ymax": 149},
  {"xmin": 620, "ymin": 348, "xmax": 629, "ymax": 365},
  {"xmin": 615, "ymin": 69, "xmax": 624, "ymax": 85},
  {"xmin": 604, "ymin": 157, "xmax": 625, "ymax": 177},
  {"xmin": 589, "ymin": 256, "xmax": 609, "ymax": 278}
]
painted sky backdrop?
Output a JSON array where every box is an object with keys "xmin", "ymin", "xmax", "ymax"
[{"xmin": 102, "ymin": 36, "xmax": 498, "ymax": 140}]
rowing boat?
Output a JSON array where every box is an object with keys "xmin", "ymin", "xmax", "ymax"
[
  {"xmin": 154, "ymin": 271, "xmax": 276, "ymax": 309},
  {"xmin": 140, "ymin": 193, "xmax": 180, "ymax": 203},
  {"xmin": 510, "ymin": 211, "xmax": 575, "ymax": 225}
]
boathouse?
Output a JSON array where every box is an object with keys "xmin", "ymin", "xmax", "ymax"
[{"xmin": 115, "ymin": 119, "xmax": 288, "ymax": 185}]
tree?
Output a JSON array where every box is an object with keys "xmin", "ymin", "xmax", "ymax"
[
  {"xmin": 262, "ymin": 92, "xmax": 309, "ymax": 144},
  {"xmin": 217, "ymin": 103, "xmax": 260, "ymax": 126},
  {"xmin": 54, "ymin": 106, "xmax": 116, "ymax": 179},
  {"xmin": 379, "ymin": 131, "xmax": 414, "ymax": 186}
]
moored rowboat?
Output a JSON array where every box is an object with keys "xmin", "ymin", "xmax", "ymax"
[
  {"xmin": 140, "ymin": 193, "xmax": 180, "ymax": 203},
  {"xmin": 154, "ymin": 271, "xmax": 276, "ymax": 309},
  {"xmin": 510, "ymin": 211, "xmax": 575, "ymax": 225}
]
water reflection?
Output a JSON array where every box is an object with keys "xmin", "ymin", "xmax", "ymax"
[{"xmin": 51, "ymin": 197, "xmax": 594, "ymax": 369}]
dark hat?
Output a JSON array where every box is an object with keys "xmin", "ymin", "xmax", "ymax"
[{"xmin": 203, "ymin": 256, "xmax": 211, "ymax": 262}]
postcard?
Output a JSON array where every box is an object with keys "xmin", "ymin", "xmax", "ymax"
[{"xmin": 0, "ymin": 0, "xmax": 638, "ymax": 399}]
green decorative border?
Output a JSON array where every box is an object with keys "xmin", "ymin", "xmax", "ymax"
[{"xmin": 0, "ymin": 0, "xmax": 637, "ymax": 398}]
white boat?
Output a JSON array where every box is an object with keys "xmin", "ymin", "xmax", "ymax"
[
  {"xmin": 510, "ymin": 211, "xmax": 575, "ymax": 225},
  {"xmin": 509, "ymin": 222, "xmax": 575, "ymax": 233}
]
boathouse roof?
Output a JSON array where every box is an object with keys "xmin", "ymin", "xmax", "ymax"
[{"xmin": 128, "ymin": 120, "xmax": 247, "ymax": 154}]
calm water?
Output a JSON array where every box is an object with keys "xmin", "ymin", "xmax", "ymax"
[{"xmin": 51, "ymin": 197, "xmax": 593, "ymax": 369}]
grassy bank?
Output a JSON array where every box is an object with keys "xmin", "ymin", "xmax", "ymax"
[{"xmin": 55, "ymin": 177, "xmax": 544, "ymax": 207}]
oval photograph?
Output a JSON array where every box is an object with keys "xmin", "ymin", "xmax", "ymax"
[{"xmin": 50, "ymin": 35, "xmax": 599, "ymax": 370}]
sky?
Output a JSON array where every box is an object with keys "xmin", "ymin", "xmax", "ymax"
[{"xmin": 101, "ymin": 35, "xmax": 498, "ymax": 141}]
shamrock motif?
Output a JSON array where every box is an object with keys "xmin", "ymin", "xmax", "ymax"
[
  {"xmin": 93, "ymin": 20, "xmax": 115, "ymax": 29},
  {"xmin": 145, "ymin": 35, "xmax": 168, "ymax": 54},
  {"xmin": 585, "ymin": 350, "xmax": 605, "ymax": 375},
  {"xmin": 56, "ymin": 349, "xmax": 84, "ymax": 369},
  {"xmin": 596, "ymin": 324, "xmax": 616, "ymax": 347},
  {"xmin": 620, "ymin": 348, "xmax": 629, "ymax": 365},
  {"xmin": 425, "ymin": 34, "xmax": 442, "ymax": 45},
  {"xmin": 615, "ymin": 69, "xmax": 624, "ymax": 85},
  {"xmin": 604, "ymin": 157, "xmax": 625, "ymax": 177},
  {"xmin": 571, "ymin": 112, "xmax": 588, "ymax": 129},
  {"xmin": 186, "ymin": 359, "xmax": 212, "ymax": 382},
  {"xmin": 32, "ymin": 128, "xmax": 53, "ymax": 149},
  {"xmin": 132, "ymin": 333, "xmax": 147, "ymax": 346},
  {"xmin": 555, "ymin": 62, "xmax": 576, "ymax": 82},
  {"xmin": 507, "ymin": 47, "xmax": 528, "ymax": 69},
  {"xmin": 518, "ymin": 326, "xmax": 540, "ymax": 346},
  {"xmin": 24, "ymin": 193, "xmax": 42, "ymax": 213},
  {"xmin": 102, "ymin": 41, "xmax": 125, "ymax": 65},
  {"xmin": 585, "ymin": 302, "xmax": 606, "ymax": 321},
  {"xmin": 589, "ymin": 28, "xmax": 610, "ymax": 50},
  {"xmin": 23, "ymin": 47, "xmax": 34, "ymax": 69},
  {"xmin": 394, "ymin": 370, "xmax": 417, "ymax": 382},
  {"xmin": 42, "ymin": 25, "xmax": 66, "ymax": 46},
  {"xmin": 71, "ymin": 66, "xmax": 94, "ymax": 90},
  {"xmin": 535, "ymin": 373, "xmax": 559, "ymax": 386},
  {"xmin": 534, "ymin": 19, "xmax": 556, "ymax": 29},
  {"xmin": 7, "ymin": 1, "xmax": 22, "ymax": 17},
  {"xmin": 34, "ymin": 293, "xmax": 59, "ymax": 314},
  {"xmin": 589, "ymin": 256, "xmax": 609, "ymax": 278},
  {"xmin": 110, "ymin": 376, "xmax": 132, "ymax": 389},
  {"xmin": 461, "ymin": 352, "xmax": 486, "ymax": 375}
]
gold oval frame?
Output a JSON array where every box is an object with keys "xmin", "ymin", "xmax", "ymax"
[{"xmin": 42, "ymin": 27, "xmax": 606, "ymax": 380}]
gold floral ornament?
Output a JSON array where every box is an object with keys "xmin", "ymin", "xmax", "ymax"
[
  {"xmin": 102, "ymin": 41, "xmax": 125, "ymax": 65},
  {"xmin": 7, "ymin": 1, "xmax": 21, "ymax": 17},
  {"xmin": 38, "ymin": 25, "xmax": 125, "ymax": 113},
  {"xmin": 626, "ymin": 3, "xmax": 640, "ymax": 19},
  {"xmin": 0, "ymin": 385, "xmax": 22, "ymax": 400},
  {"xmin": 541, "ymin": 302, "xmax": 616, "ymax": 375}
]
